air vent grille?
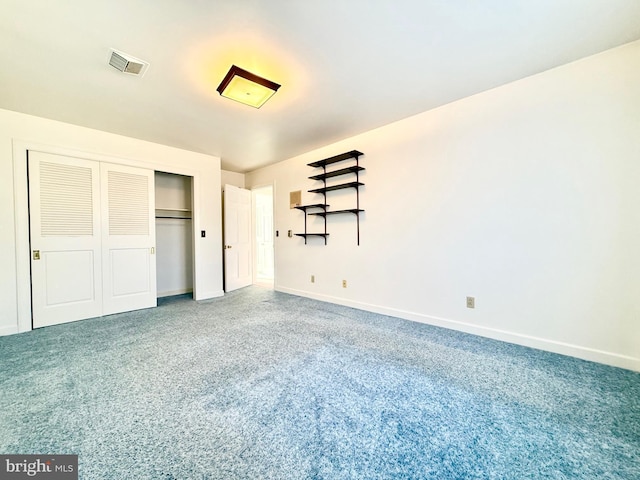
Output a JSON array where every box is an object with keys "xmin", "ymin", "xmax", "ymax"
[
  {"xmin": 109, "ymin": 52, "xmax": 128, "ymax": 71},
  {"xmin": 108, "ymin": 49, "xmax": 149, "ymax": 76}
]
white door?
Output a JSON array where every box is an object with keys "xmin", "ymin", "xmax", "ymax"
[
  {"xmin": 101, "ymin": 163, "xmax": 157, "ymax": 315},
  {"xmin": 29, "ymin": 151, "xmax": 103, "ymax": 328},
  {"xmin": 224, "ymin": 184, "xmax": 252, "ymax": 292}
]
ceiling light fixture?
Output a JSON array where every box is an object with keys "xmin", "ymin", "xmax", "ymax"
[{"xmin": 216, "ymin": 65, "xmax": 281, "ymax": 108}]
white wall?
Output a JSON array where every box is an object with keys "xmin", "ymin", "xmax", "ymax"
[
  {"xmin": 246, "ymin": 40, "xmax": 640, "ymax": 371},
  {"xmin": 155, "ymin": 171, "xmax": 193, "ymax": 212},
  {"xmin": 221, "ymin": 170, "xmax": 245, "ymax": 189},
  {"xmin": 1, "ymin": 109, "xmax": 223, "ymax": 336}
]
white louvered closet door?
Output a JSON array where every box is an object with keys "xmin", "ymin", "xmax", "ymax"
[
  {"xmin": 29, "ymin": 151, "xmax": 103, "ymax": 328},
  {"xmin": 101, "ymin": 163, "xmax": 157, "ymax": 315}
]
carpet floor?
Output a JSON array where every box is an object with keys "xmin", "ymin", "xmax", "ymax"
[{"xmin": 1, "ymin": 286, "xmax": 639, "ymax": 479}]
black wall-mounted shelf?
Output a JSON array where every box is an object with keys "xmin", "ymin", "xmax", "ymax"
[
  {"xmin": 295, "ymin": 150, "xmax": 365, "ymax": 245},
  {"xmin": 294, "ymin": 204, "xmax": 329, "ymax": 212},
  {"xmin": 294, "ymin": 204, "xmax": 328, "ymax": 243},
  {"xmin": 309, "ymin": 166, "xmax": 365, "ymax": 180},
  {"xmin": 308, "ymin": 181, "xmax": 364, "ymax": 194},
  {"xmin": 294, "ymin": 233, "xmax": 329, "ymax": 240},
  {"xmin": 309, "ymin": 209, "xmax": 364, "ymax": 217},
  {"xmin": 307, "ymin": 150, "xmax": 363, "ymax": 168}
]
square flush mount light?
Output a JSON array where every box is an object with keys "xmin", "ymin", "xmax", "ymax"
[{"xmin": 216, "ymin": 65, "xmax": 281, "ymax": 108}]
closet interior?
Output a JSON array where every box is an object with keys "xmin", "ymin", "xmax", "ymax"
[{"xmin": 155, "ymin": 171, "xmax": 194, "ymax": 298}]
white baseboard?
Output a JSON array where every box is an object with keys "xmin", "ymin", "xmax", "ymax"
[
  {"xmin": 0, "ymin": 325, "xmax": 19, "ymax": 337},
  {"xmin": 157, "ymin": 288, "xmax": 193, "ymax": 298},
  {"xmin": 276, "ymin": 286, "xmax": 640, "ymax": 372}
]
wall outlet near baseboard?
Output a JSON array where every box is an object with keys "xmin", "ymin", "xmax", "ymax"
[
  {"xmin": 466, "ymin": 296, "xmax": 475, "ymax": 309},
  {"xmin": 342, "ymin": 280, "xmax": 347, "ymax": 288}
]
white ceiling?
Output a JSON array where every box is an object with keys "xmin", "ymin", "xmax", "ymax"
[{"xmin": 2, "ymin": 1, "xmax": 640, "ymax": 172}]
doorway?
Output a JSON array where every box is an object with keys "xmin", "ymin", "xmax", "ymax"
[
  {"xmin": 253, "ymin": 185, "xmax": 274, "ymax": 287},
  {"xmin": 155, "ymin": 171, "xmax": 194, "ymax": 299}
]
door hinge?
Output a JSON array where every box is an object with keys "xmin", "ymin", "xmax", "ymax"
[
  {"xmin": 33, "ymin": 250, "xmax": 40, "ymax": 260},
  {"xmin": 151, "ymin": 247, "xmax": 155, "ymax": 255}
]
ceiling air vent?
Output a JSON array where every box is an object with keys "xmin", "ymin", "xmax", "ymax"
[{"xmin": 108, "ymin": 49, "xmax": 149, "ymax": 77}]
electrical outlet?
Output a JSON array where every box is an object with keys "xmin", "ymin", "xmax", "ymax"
[
  {"xmin": 466, "ymin": 296, "xmax": 475, "ymax": 309},
  {"xmin": 311, "ymin": 275, "xmax": 315, "ymax": 283},
  {"xmin": 342, "ymin": 280, "xmax": 347, "ymax": 288}
]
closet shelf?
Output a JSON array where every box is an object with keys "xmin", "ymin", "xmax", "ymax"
[{"xmin": 155, "ymin": 208, "xmax": 192, "ymax": 219}]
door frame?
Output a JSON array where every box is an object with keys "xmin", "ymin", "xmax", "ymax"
[{"xmin": 12, "ymin": 140, "xmax": 202, "ymax": 333}]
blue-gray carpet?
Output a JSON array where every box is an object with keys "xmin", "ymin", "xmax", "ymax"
[{"xmin": 1, "ymin": 287, "xmax": 639, "ymax": 479}]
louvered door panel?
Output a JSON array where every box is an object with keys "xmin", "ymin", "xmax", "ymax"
[
  {"xmin": 28, "ymin": 152, "xmax": 103, "ymax": 327},
  {"xmin": 101, "ymin": 163, "xmax": 156, "ymax": 315},
  {"xmin": 108, "ymin": 171, "xmax": 150, "ymax": 235},
  {"xmin": 39, "ymin": 162, "xmax": 94, "ymax": 236}
]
